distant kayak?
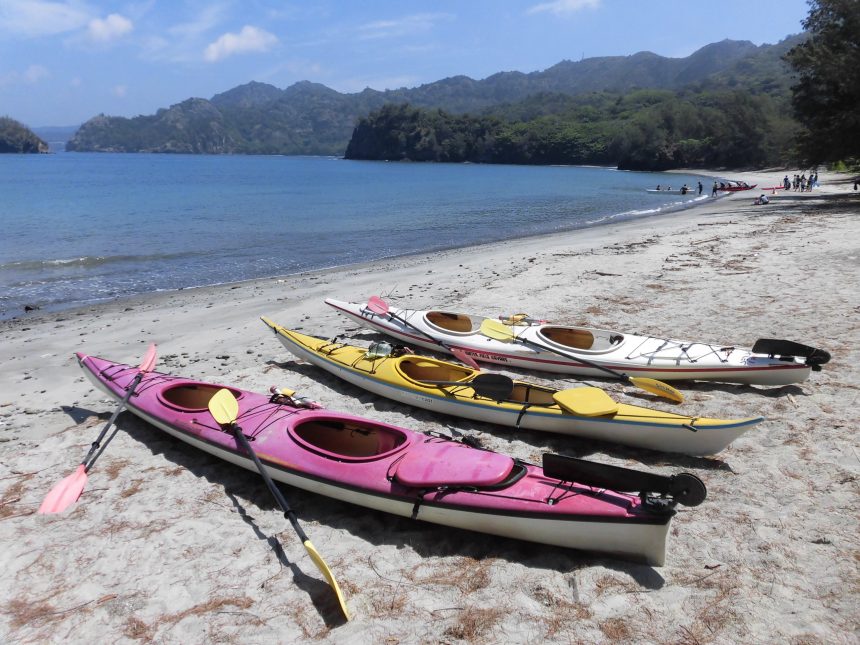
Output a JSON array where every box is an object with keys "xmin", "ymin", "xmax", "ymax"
[
  {"xmin": 77, "ymin": 351, "xmax": 706, "ymax": 565},
  {"xmin": 263, "ymin": 321, "xmax": 764, "ymax": 456},
  {"xmin": 718, "ymin": 181, "xmax": 757, "ymax": 192},
  {"xmin": 326, "ymin": 298, "xmax": 829, "ymax": 385}
]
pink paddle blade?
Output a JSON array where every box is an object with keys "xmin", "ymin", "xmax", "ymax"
[
  {"xmin": 138, "ymin": 343, "xmax": 157, "ymax": 372},
  {"xmin": 450, "ymin": 347, "xmax": 481, "ymax": 370},
  {"xmin": 37, "ymin": 464, "xmax": 87, "ymax": 514},
  {"xmin": 366, "ymin": 295, "xmax": 389, "ymax": 315}
]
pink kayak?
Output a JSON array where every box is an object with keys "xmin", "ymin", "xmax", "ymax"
[{"xmin": 76, "ymin": 352, "xmax": 706, "ymax": 565}]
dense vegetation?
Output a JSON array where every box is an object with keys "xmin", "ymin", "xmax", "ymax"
[
  {"xmin": 0, "ymin": 117, "xmax": 48, "ymax": 153},
  {"xmin": 784, "ymin": 0, "xmax": 860, "ymax": 166},
  {"xmin": 345, "ymin": 87, "xmax": 796, "ymax": 170},
  {"xmin": 67, "ymin": 37, "xmax": 803, "ymax": 168}
]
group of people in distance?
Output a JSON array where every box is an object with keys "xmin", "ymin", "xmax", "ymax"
[
  {"xmin": 653, "ymin": 181, "xmax": 704, "ymax": 196},
  {"xmin": 784, "ymin": 173, "xmax": 817, "ymax": 192}
]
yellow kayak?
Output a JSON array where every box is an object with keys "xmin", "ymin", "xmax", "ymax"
[{"xmin": 261, "ymin": 318, "xmax": 763, "ymax": 456}]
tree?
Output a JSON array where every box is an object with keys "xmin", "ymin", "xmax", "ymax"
[{"xmin": 784, "ymin": 0, "xmax": 860, "ymax": 165}]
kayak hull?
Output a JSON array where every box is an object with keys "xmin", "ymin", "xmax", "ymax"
[
  {"xmin": 325, "ymin": 298, "xmax": 812, "ymax": 385},
  {"xmin": 77, "ymin": 353, "xmax": 676, "ymax": 565},
  {"xmin": 263, "ymin": 321, "xmax": 763, "ymax": 455}
]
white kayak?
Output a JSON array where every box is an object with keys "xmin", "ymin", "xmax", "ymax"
[{"xmin": 325, "ymin": 298, "xmax": 829, "ymax": 386}]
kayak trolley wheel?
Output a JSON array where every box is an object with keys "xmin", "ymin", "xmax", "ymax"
[{"xmin": 669, "ymin": 473, "xmax": 707, "ymax": 507}]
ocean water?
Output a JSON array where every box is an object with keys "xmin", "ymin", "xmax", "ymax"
[{"xmin": 0, "ymin": 153, "xmax": 707, "ymax": 319}]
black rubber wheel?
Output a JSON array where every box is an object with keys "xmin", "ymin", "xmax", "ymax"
[{"xmin": 670, "ymin": 473, "xmax": 707, "ymax": 507}]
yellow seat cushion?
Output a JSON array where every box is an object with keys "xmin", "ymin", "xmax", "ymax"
[{"xmin": 552, "ymin": 387, "xmax": 618, "ymax": 417}]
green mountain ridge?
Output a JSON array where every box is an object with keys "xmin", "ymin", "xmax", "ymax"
[
  {"xmin": 0, "ymin": 117, "xmax": 49, "ymax": 153},
  {"xmin": 66, "ymin": 36, "xmax": 802, "ymax": 162}
]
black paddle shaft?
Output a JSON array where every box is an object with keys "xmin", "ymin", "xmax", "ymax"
[
  {"xmin": 515, "ymin": 334, "xmax": 631, "ymax": 382},
  {"xmin": 231, "ymin": 424, "xmax": 309, "ymax": 542},
  {"xmin": 422, "ymin": 373, "xmax": 515, "ymax": 400},
  {"xmin": 386, "ymin": 309, "xmax": 455, "ymax": 350},
  {"xmin": 83, "ymin": 371, "xmax": 145, "ymax": 471}
]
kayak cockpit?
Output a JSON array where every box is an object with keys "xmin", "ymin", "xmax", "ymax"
[
  {"xmin": 289, "ymin": 416, "xmax": 410, "ymax": 462},
  {"xmin": 396, "ymin": 358, "xmax": 473, "ymax": 385},
  {"xmin": 159, "ymin": 382, "xmax": 245, "ymax": 411},
  {"xmin": 424, "ymin": 311, "xmax": 479, "ymax": 334},
  {"xmin": 508, "ymin": 383, "xmax": 557, "ymax": 405},
  {"xmin": 537, "ymin": 326, "xmax": 625, "ymax": 353}
]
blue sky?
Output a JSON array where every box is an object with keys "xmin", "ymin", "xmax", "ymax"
[{"xmin": 1, "ymin": 0, "xmax": 811, "ymax": 127}]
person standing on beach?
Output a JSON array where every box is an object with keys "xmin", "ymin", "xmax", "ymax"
[
  {"xmin": 698, "ymin": 181, "xmax": 703, "ymax": 195},
  {"xmin": 712, "ymin": 180, "xmax": 718, "ymax": 197}
]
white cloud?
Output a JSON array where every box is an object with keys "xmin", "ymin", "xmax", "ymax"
[
  {"xmin": 357, "ymin": 13, "xmax": 453, "ymax": 40},
  {"xmin": 24, "ymin": 64, "xmax": 50, "ymax": 83},
  {"xmin": 0, "ymin": 64, "xmax": 51, "ymax": 87},
  {"xmin": 169, "ymin": 3, "xmax": 228, "ymax": 38},
  {"xmin": 527, "ymin": 0, "xmax": 601, "ymax": 16},
  {"xmin": 112, "ymin": 84, "xmax": 127, "ymax": 97},
  {"xmin": 203, "ymin": 25, "xmax": 277, "ymax": 62},
  {"xmin": 0, "ymin": 0, "xmax": 91, "ymax": 37},
  {"xmin": 87, "ymin": 13, "xmax": 133, "ymax": 42}
]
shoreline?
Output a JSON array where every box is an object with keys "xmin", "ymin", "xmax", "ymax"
[
  {"xmin": 1, "ymin": 168, "xmax": 858, "ymax": 642},
  {"xmin": 0, "ymin": 166, "xmax": 716, "ymax": 323},
  {"xmin": 3, "ymin": 190, "xmax": 721, "ymax": 325}
]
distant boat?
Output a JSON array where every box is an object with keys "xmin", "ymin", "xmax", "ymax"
[{"xmin": 718, "ymin": 180, "xmax": 756, "ymax": 192}]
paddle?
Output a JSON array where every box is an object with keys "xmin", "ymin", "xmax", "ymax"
[
  {"xmin": 542, "ymin": 453, "xmax": 706, "ymax": 507},
  {"xmin": 38, "ymin": 344, "xmax": 157, "ymax": 515},
  {"xmin": 365, "ymin": 296, "xmax": 482, "ymax": 370},
  {"xmin": 421, "ymin": 373, "xmax": 515, "ymax": 400},
  {"xmin": 479, "ymin": 318, "xmax": 684, "ymax": 403},
  {"xmin": 208, "ymin": 389, "xmax": 350, "ymax": 621}
]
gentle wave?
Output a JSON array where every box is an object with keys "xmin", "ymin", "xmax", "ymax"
[{"xmin": 0, "ymin": 252, "xmax": 203, "ymax": 273}]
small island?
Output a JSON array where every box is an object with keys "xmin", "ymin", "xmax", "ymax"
[{"xmin": 0, "ymin": 117, "xmax": 49, "ymax": 153}]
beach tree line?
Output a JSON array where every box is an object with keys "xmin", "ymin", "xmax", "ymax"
[
  {"xmin": 344, "ymin": 88, "xmax": 796, "ymax": 171},
  {"xmin": 784, "ymin": 0, "xmax": 860, "ymax": 166}
]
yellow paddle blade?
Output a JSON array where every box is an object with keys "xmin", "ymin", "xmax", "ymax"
[
  {"xmin": 208, "ymin": 388, "xmax": 239, "ymax": 425},
  {"xmin": 553, "ymin": 387, "xmax": 619, "ymax": 416},
  {"xmin": 629, "ymin": 377, "xmax": 684, "ymax": 403},
  {"xmin": 304, "ymin": 539, "xmax": 350, "ymax": 621},
  {"xmin": 480, "ymin": 318, "xmax": 517, "ymax": 341}
]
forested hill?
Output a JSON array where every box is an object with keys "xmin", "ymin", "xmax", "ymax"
[
  {"xmin": 66, "ymin": 36, "xmax": 801, "ymax": 163},
  {"xmin": 0, "ymin": 117, "xmax": 49, "ymax": 153},
  {"xmin": 345, "ymin": 90, "xmax": 794, "ymax": 171}
]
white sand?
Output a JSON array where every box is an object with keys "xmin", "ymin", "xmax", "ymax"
[{"xmin": 1, "ymin": 170, "xmax": 858, "ymax": 643}]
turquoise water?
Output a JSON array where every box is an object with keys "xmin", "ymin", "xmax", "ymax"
[{"xmin": 0, "ymin": 153, "xmax": 707, "ymax": 319}]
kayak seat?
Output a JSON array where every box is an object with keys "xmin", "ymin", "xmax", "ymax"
[
  {"xmin": 398, "ymin": 359, "xmax": 473, "ymax": 384},
  {"xmin": 394, "ymin": 440, "xmax": 514, "ymax": 488},
  {"xmin": 553, "ymin": 387, "xmax": 619, "ymax": 417},
  {"xmin": 425, "ymin": 311, "xmax": 476, "ymax": 333},
  {"xmin": 292, "ymin": 418, "xmax": 408, "ymax": 459},
  {"xmin": 539, "ymin": 327, "xmax": 595, "ymax": 350}
]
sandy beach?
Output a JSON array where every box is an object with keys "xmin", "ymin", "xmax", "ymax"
[{"xmin": 1, "ymin": 170, "xmax": 858, "ymax": 643}]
